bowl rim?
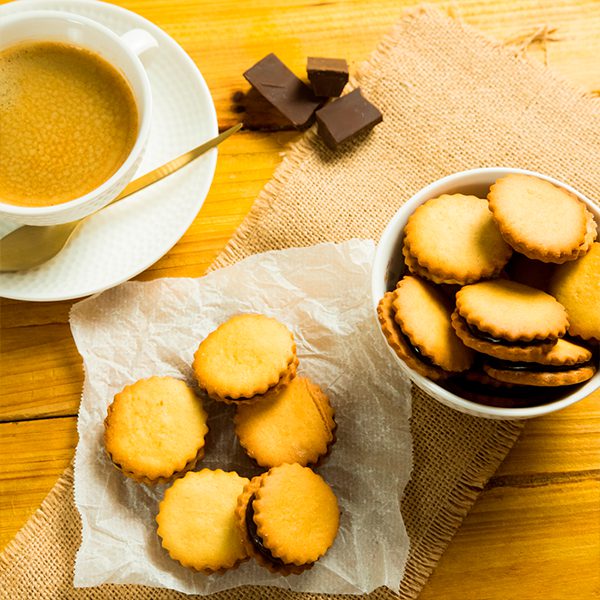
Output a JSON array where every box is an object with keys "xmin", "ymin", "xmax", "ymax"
[{"xmin": 371, "ymin": 166, "xmax": 600, "ymax": 419}]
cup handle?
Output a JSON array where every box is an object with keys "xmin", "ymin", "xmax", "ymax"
[{"xmin": 119, "ymin": 29, "xmax": 158, "ymax": 57}]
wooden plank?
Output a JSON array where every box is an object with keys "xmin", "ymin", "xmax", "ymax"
[
  {"xmin": 421, "ymin": 479, "xmax": 600, "ymax": 599},
  {"xmin": 0, "ymin": 325, "xmax": 82, "ymax": 422},
  {"xmin": 494, "ymin": 389, "xmax": 600, "ymax": 478},
  {"xmin": 0, "ymin": 417, "xmax": 77, "ymax": 551}
]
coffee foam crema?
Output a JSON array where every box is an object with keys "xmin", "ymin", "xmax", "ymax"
[{"xmin": 0, "ymin": 41, "xmax": 139, "ymax": 207}]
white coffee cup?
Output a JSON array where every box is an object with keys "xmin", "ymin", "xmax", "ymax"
[{"xmin": 0, "ymin": 10, "xmax": 157, "ymax": 225}]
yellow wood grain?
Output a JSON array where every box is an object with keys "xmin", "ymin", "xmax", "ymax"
[
  {"xmin": 495, "ymin": 390, "xmax": 600, "ymax": 478},
  {"xmin": 0, "ymin": 417, "xmax": 78, "ymax": 550},
  {"xmin": 1, "ymin": 0, "xmax": 599, "ymax": 597},
  {"xmin": 422, "ymin": 479, "xmax": 600, "ymax": 600}
]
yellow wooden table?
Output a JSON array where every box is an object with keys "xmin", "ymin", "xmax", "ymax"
[{"xmin": 1, "ymin": 1, "xmax": 599, "ymax": 597}]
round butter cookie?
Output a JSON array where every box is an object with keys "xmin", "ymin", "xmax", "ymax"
[
  {"xmin": 451, "ymin": 310, "xmax": 556, "ymax": 360},
  {"xmin": 455, "ymin": 279, "xmax": 569, "ymax": 343},
  {"xmin": 483, "ymin": 339, "xmax": 596, "ymax": 387},
  {"xmin": 488, "ymin": 174, "xmax": 593, "ymax": 263},
  {"xmin": 104, "ymin": 376, "xmax": 208, "ymax": 485},
  {"xmin": 234, "ymin": 376, "xmax": 336, "ymax": 467},
  {"xmin": 235, "ymin": 463, "xmax": 339, "ymax": 574},
  {"xmin": 549, "ymin": 242, "xmax": 600, "ymax": 341},
  {"xmin": 392, "ymin": 276, "xmax": 474, "ymax": 372},
  {"xmin": 193, "ymin": 314, "xmax": 297, "ymax": 402},
  {"xmin": 402, "ymin": 242, "xmax": 464, "ymax": 285},
  {"xmin": 377, "ymin": 291, "xmax": 448, "ymax": 380},
  {"xmin": 403, "ymin": 194, "xmax": 512, "ymax": 284},
  {"xmin": 157, "ymin": 469, "xmax": 249, "ymax": 572}
]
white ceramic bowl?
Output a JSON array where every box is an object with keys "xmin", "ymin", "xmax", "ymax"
[{"xmin": 372, "ymin": 167, "xmax": 600, "ymax": 420}]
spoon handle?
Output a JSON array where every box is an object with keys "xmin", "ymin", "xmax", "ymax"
[
  {"xmin": 113, "ymin": 122, "xmax": 242, "ymax": 203},
  {"xmin": 0, "ymin": 124, "xmax": 242, "ymax": 273}
]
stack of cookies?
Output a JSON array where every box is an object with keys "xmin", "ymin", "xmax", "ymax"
[
  {"xmin": 103, "ymin": 313, "xmax": 339, "ymax": 575},
  {"xmin": 378, "ymin": 174, "xmax": 598, "ymax": 406}
]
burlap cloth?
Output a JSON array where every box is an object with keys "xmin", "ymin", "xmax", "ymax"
[{"xmin": 2, "ymin": 5, "xmax": 600, "ymax": 599}]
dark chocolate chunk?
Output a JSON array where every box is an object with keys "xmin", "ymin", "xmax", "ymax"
[
  {"xmin": 307, "ymin": 56, "xmax": 349, "ymax": 97},
  {"xmin": 243, "ymin": 53, "xmax": 321, "ymax": 129},
  {"xmin": 315, "ymin": 88, "xmax": 382, "ymax": 149},
  {"xmin": 400, "ymin": 331, "xmax": 437, "ymax": 368}
]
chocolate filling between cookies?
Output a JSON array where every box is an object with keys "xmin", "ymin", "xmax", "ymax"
[
  {"xmin": 245, "ymin": 494, "xmax": 287, "ymax": 568},
  {"xmin": 399, "ymin": 331, "xmax": 438, "ymax": 368},
  {"xmin": 485, "ymin": 357, "xmax": 594, "ymax": 373},
  {"xmin": 465, "ymin": 322, "xmax": 551, "ymax": 348}
]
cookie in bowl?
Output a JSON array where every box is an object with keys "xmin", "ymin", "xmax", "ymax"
[
  {"xmin": 482, "ymin": 338, "xmax": 596, "ymax": 387},
  {"xmin": 104, "ymin": 376, "xmax": 208, "ymax": 485},
  {"xmin": 378, "ymin": 276, "xmax": 474, "ymax": 380},
  {"xmin": 488, "ymin": 174, "xmax": 597, "ymax": 263},
  {"xmin": 549, "ymin": 242, "xmax": 600, "ymax": 341},
  {"xmin": 403, "ymin": 193, "xmax": 512, "ymax": 284},
  {"xmin": 452, "ymin": 279, "xmax": 569, "ymax": 360}
]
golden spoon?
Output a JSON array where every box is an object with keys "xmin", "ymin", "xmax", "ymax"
[{"xmin": 0, "ymin": 123, "xmax": 242, "ymax": 272}]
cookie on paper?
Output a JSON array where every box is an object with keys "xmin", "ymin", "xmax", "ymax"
[
  {"xmin": 104, "ymin": 376, "xmax": 208, "ymax": 485},
  {"xmin": 157, "ymin": 469, "xmax": 249, "ymax": 572},
  {"xmin": 234, "ymin": 376, "xmax": 336, "ymax": 468},
  {"xmin": 235, "ymin": 463, "xmax": 339, "ymax": 574},
  {"xmin": 193, "ymin": 314, "xmax": 297, "ymax": 403}
]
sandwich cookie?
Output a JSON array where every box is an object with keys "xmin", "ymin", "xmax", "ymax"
[
  {"xmin": 483, "ymin": 338, "xmax": 596, "ymax": 386},
  {"xmin": 377, "ymin": 291, "xmax": 448, "ymax": 381},
  {"xmin": 391, "ymin": 276, "xmax": 474, "ymax": 374},
  {"xmin": 550, "ymin": 242, "xmax": 600, "ymax": 341},
  {"xmin": 236, "ymin": 463, "xmax": 339, "ymax": 574},
  {"xmin": 104, "ymin": 376, "xmax": 208, "ymax": 485},
  {"xmin": 234, "ymin": 376, "xmax": 336, "ymax": 467},
  {"xmin": 193, "ymin": 314, "xmax": 298, "ymax": 403},
  {"xmin": 488, "ymin": 174, "xmax": 596, "ymax": 263},
  {"xmin": 453, "ymin": 280, "xmax": 569, "ymax": 360},
  {"xmin": 157, "ymin": 469, "xmax": 249, "ymax": 572},
  {"xmin": 403, "ymin": 194, "xmax": 512, "ymax": 284}
]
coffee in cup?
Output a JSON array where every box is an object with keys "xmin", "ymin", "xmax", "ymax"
[{"xmin": 0, "ymin": 41, "xmax": 139, "ymax": 207}]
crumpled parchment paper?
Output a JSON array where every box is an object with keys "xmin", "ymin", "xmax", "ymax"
[{"xmin": 70, "ymin": 239, "xmax": 412, "ymax": 595}]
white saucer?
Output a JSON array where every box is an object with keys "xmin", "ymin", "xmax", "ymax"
[{"xmin": 0, "ymin": 0, "xmax": 219, "ymax": 301}]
